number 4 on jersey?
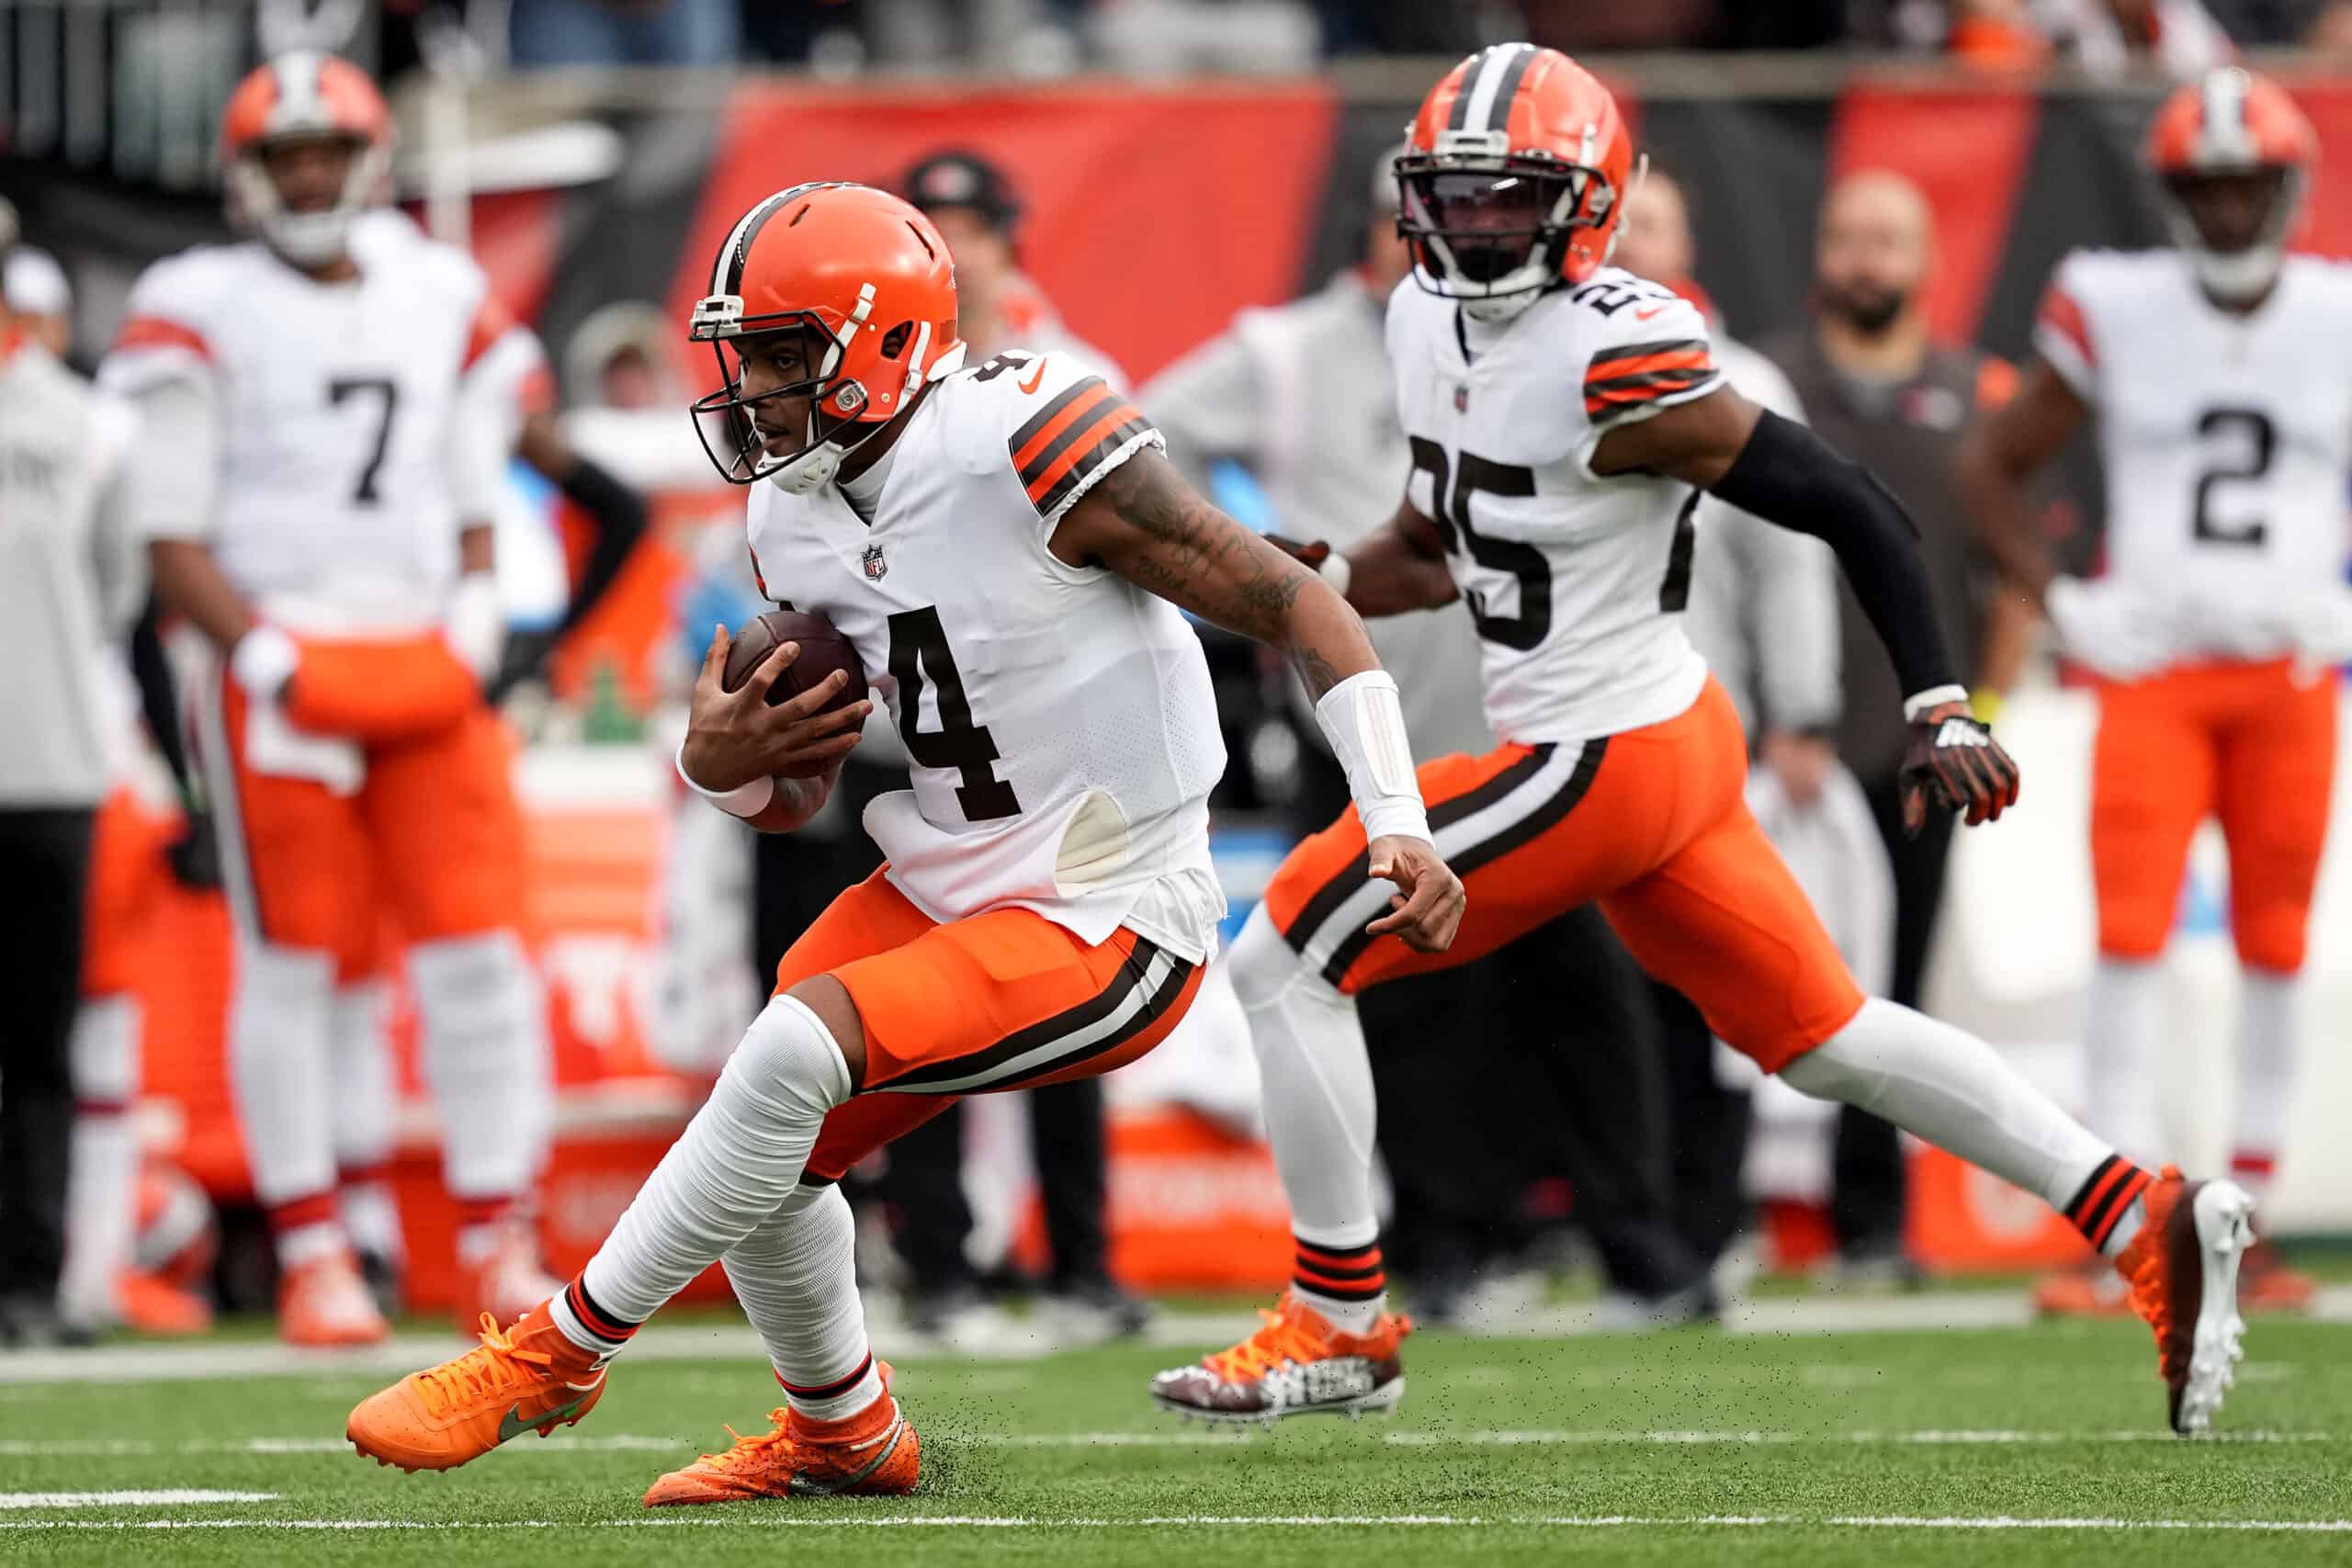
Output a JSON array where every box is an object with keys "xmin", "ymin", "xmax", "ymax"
[{"xmin": 888, "ymin": 606, "xmax": 1021, "ymax": 821}]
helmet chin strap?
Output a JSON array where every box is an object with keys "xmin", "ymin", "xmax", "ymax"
[{"xmin": 1462, "ymin": 290, "xmax": 1541, "ymax": 323}]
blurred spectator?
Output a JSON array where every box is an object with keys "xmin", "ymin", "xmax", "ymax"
[
  {"xmin": 2041, "ymin": 0, "xmax": 2236, "ymax": 74},
  {"xmin": 1090, "ymin": 0, "xmax": 1317, "ymax": 74},
  {"xmin": 1146, "ymin": 148, "xmax": 1712, "ymax": 1325},
  {"xmin": 560, "ymin": 301, "xmax": 712, "ymax": 491},
  {"xmin": 1758, "ymin": 171, "xmax": 2031, "ymax": 1278},
  {"xmin": 903, "ymin": 150, "xmax": 1120, "ymax": 374},
  {"xmin": 1612, "ymin": 165, "xmax": 1849, "ymax": 1277},
  {"xmin": 1947, "ymin": 0, "xmax": 2052, "ymax": 68},
  {"xmin": 3, "ymin": 246, "xmax": 74, "ymax": 360},
  {"xmin": 509, "ymin": 0, "xmax": 741, "ymax": 68},
  {"xmin": 2308, "ymin": 0, "xmax": 2352, "ymax": 51},
  {"xmin": 0, "ymin": 198, "xmax": 143, "ymax": 1347}
]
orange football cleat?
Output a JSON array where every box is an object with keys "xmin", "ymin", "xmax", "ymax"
[
  {"xmin": 279, "ymin": 1250, "xmax": 389, "ymax": 1348},
  {"xmin": 2237, "ymin": 1240, "xmax": 2316, "ymax": 1314},
  {"xmin": 118, "ymin": 1270, "xmax": 213, "ymax": 1337},
  {"xmin": 345, "ymin": 1300, "xmax": 607, "ymax": 1472},
  {"xmin": 2030, "ymin": 1263, "xmax": 2132, "ymax": 1318},
  {"xmin": 2113, "ymin": 1167, "xmax": 2255, "ymax": 1435},
  {"xmin": 1149, "ymin": 1291, "xmax": 1411, "ymax": 1424},
  {"xmin": 642, "ymin": 1370, "xmax": 918, "ymax": 1506},
  {"xmin": 458, "ymin": 1225, "xmax": 562, "ymax": 1330}
]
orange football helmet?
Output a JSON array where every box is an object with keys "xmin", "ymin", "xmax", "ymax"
[
  {"xmin": 689, "ymin": 182, "xmax": 967, "ymax": 493},
  {"xmin": 219, "ymin": 51, "xmax": 392, "ymax": 269},
  {"xmin": 1396, "ymin": 43, "xmax": 1634, "ymax": 319},
  {"xmin": 2145, "ymin": 67, "xmax": 2316, "ymax": 302}
]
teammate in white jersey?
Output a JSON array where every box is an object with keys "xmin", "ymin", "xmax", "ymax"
[
  {"xmin": 1156, "ymin": 44, "xmax": 2251, "ymax": 1437},
  {"xmin": 99, "ymin": 53, "xmax": 555, "ymax": 1347},
  {"xmin": 345, "ymin": 182, "xmax": 1464, "ymax": 1494},
  {"xmin": 1963, "ymin": 68, "xmax": 2342, "ymax": 1314}
]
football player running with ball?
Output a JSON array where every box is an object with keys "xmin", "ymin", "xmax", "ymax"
[
  {"xmin": 1152, "ymin": 45, "xmax": 2250, "ymax": 1437},
  {"xmin": 346, "ymin": 183, "xmax": 1464, "ymax": 1498}
]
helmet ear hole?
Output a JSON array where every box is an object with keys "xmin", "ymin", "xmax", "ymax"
[{"xmin": 879, "ymin": 321, "xmax": 913, "ymax": 360}]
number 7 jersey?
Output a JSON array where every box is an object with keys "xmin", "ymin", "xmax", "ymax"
[
  {"xmin": 1385, "ymin": 269, "xmax": 1721, "ymax": 745},
  {"xmin": 742, "ymin": 349, "xmax": 1228, "ymax": 963}
]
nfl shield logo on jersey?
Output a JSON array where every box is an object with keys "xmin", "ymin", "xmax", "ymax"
[{"xmin": 862, "ymin": 543, "xmax": 888, "ymax": 581}]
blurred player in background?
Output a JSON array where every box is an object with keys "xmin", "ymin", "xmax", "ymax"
[
  {"xmin": 1157, "ymin": 44, "xmax": 2252, "ymax": 1438},
  {"xmin": 1149, "ymin": 144, "xmax": 1712, "ymax": 1322},
  {"xmin": 1964, "ymin": 67, "xmax": 2338, "ymax": 1314},
  {"xmin": 0, "ymin": 196, "xmax": 142, "ymax": 1347},
  {"xmin": 905, "ymin": 149, "xmax": 1122, "ymax": 375},
  {"xmin": 346, "ymin": 179, "xmax": 1461, "ymax": 1495},
  {"xmin": 4, "ymin": 241, "xmax": 74, "ymax": 358},
  {"xmin": 100, "ymin": 52, "xmax": 556, "ymax": 1347}
]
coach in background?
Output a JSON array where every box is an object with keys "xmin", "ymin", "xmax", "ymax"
[
  {"xmin": 1758, "ymin": 170, "xmax": 2032, "ymax": 1277},
  {"xmin": 0, "ymin": 199, "xmax": 142, "ymax": 1346},
  {"xmin": 1147, "ymin": 148, "xmax": 1712, "ymax": 1325},
  {"xmin": 1612, "ymin": 166, "xmax": 1860, "ymax": 1279}
]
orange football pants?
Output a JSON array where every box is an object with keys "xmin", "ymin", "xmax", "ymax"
[
  {"xmin": 81, "ymin": 787, "xmax": 161, "ymax": 999},
  {"xmin": 1262, "ymin": 676, "xmax": 1865, "ymax": 1073},
  {"xmin": 202, "ymin": 653, "xmax": 526, "ymax": 970},
  {"xmin": 2092, "ymin": 659, "xmax": 2337, "ymax": 973},
  {"xmin": 774, "ymin": 869, "xmax": 1204, "ymax": 1185}
]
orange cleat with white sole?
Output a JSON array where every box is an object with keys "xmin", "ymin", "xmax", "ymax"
[
  {"xmin": 2113, "ymin": 1167, "xmax": 2255, "ymax": 1436},
  {"xmin": 458, "ymin": 1225, "xmax": 563, "ymax": 1330},
  {"xmin": 1148, "ymin": 1291, "xmax": 1411, "ymax": 1425},
  {"xmin": 345, "ymin": 1300, "xmax": 608, "ymax": 1472},
  {"xmin": 642, "ymin": 1370, "xmax": 918, "ymax": 1506},
  {"xmin": 279, "ymin": 1250, "xmax": 389, "ymax": 1348}
]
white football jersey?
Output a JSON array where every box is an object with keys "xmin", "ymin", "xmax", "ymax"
[
  {"xmin": 99, "ymin": 211, "xmax": 538, "ymax": 631},
  {"xmin": 2036, "ymin": 249, "xmax": 2352, "ymax": 661},
  {"xmin": 744, "ymin": 350, "xmax": 1227, "ymax": 962},
  {"xmin": 1385, "ymin": 270, "xmax": 1719, "ymax": 744}
]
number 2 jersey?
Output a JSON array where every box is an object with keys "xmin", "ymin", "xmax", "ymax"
[
  {"xmin": 2035, "ymin": 248, "xmax": 2352, "ymax": 662},
  {"xmin": 743, "ymin": 352, "xmax": 1228, "ymax": 963},
  {"xmin": 1385, "ymin": 268, "xmax": 1723, "ymax": 745},
  {"xmin": 97, "ymin": 210, "xmax": 545, "ymax": 634}
]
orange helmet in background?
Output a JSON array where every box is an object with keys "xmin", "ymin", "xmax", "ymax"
[
  {"xmin": 689, "ymin": 183, "xmax": 967, "ymax": 493},
  {"xmin": 1396, "ymin": 43, "xmax": 1635, "ymax": 321},
  {"xmin": 2144, "ymin": 67, "xmax": 2317, "ymax": 302},
  {"xmin": 219, "ymin": 51, "xmax": 392, "ymax": 269}
]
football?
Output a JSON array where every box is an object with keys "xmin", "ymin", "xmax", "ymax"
[{"xmin": 721, "ymin": 609, "xmax": 868, "ymax": 775}]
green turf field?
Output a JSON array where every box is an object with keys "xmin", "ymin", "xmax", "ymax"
[{"xmin": 4, "ymin": 1316, "xmax": 2348, "ymax": 1567}]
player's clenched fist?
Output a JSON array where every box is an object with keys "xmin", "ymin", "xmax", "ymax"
[
  {"xmin": 682, "ymin": 626, "xmax": 869, "ymax": 792},
  {"xmin": 1899, "ymin": 700, "xmax": 2021, "ymax": 835},
  {"xmin": 1364, "ymin": 835, "xmax": 1466, "ymax": 953}
]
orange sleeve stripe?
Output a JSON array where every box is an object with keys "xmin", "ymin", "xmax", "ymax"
[
  {"xmin": 1012, "ymin": 384, "xmax": 1117, "ymax": 473},
  {"xmin": 462, "ymin": 293, "xmax": 522, "ymax": 372},
  {"xmin": 1585, "ymin": 346, "xmax": 1713, "ymax": 385},
  {"xmin": 1023, "ymin": 400, "xmax": 1144, "ymax": 505},
  {"xmin": 112, "ymin": 315, "xmax": 213, "ymax": 361},
  {"xmin": 2039, "ymin": 287, "xmax": 2093, "ymax": 367}
]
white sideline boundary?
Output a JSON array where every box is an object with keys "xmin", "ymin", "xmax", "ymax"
[
  {"xmin": 3, "ymin": 1286, "xmax": 2345, "ymax": 1387},
  {"xmin": 3, "ymin": 1513, "xmax": 2350, "ymax": 1534}
]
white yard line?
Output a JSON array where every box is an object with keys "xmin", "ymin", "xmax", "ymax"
[
  {"xmin": 3, "ymin": 1513, "xmax": 2349, "ymax": 1533},
  {"xmin": 0, "ymin": 1491, "xmax": 276, "ymax": 1510}
]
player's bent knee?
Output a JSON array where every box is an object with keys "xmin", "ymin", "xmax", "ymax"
[
  {"xmin": 779, "ymin": 976, "xmax": 868, "ymax": 1090},
  {"xmin": 1228, "ymin": 903, "xmax": 1304, "ymax": 1010}
]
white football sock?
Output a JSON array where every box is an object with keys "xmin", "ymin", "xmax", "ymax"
[
  {"xmin": 61, "ymin": 996, "xmax": 141, "ymax": 1325},
  {"xmin": 2082, "ymin": 957, "xmax": 2166, "ymax": 1165},
  {"xmin": 410, "ymin": 931, "xmax": 548, "ymax": 1206},
  {"xmin": 329, "ymin": 977, "xmax": 405, "ymax": 1266},
  {"xmin": 724, "ymin": 1182, "xmax": 885, "ymax": 1423},
  {"xmin": 1781, "ymin": 998, "xmax": 2114, "ymax": 1233},
  {"xmin": 1230, "ymin": 905, "xmax": 1386, "ymax": 1333},
  {"xmin": 229, "ymin": 942, "xmax": 338, "ymax": 1209},
  {"xmin": 574, "ymin": 995, "xmax": 854, "ymax": 1336},
  {"xmin": 2230, "ymin": 966, "xmax": 2301, "ymax": 1207}
]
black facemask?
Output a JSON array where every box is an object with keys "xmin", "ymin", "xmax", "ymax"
[{"xmin": 1821, "ymin": 281, "xmax": 1907, "ymax": 337}]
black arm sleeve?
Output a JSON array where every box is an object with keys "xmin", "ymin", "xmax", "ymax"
[
  {"xmin": 130, "ymin": 594, "xmax": 196, "ymax": 804},
  {"xmin": 550, "ymin": 456, "xmax": 650, "ymax": 638},
  {"xmin": 1706, "ymin": 407, "xmax": 1959, "ymax": 700}
]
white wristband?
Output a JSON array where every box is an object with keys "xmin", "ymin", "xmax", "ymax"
[
  {"xmin": 675, "ymin": 739, "xmax": 776, "ymax": 820},
  {"xmin": 1313, "ymin": 669, "xmax": 1430, "ymax": 844},
  {"xmin": 1902, "ymin": 684, "xmax": 1970, "ymax": 723},
  {"xmin": 1317, "ymin": 552, "xmax": 1352, "ymax": 599},
  {"xmin": 230, "ymin": 625, "xmax": 300, "ymax": 701},
  {"xmin": 446, "ymin": 570, "xmax": 503, "ymax": 682}
]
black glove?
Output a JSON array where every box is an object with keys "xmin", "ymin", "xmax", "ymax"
[
  {"xmin": 1899, "ymin": 701, "xmax": 2020, "ymax": 837},
  {"xmin": 167, "ymin": 807, "xmax": 222, "ymax": 891}
]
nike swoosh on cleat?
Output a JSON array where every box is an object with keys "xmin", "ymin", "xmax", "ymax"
[{"xmin": 498, "ymin": 1396, "xmax": 586, "ymax": 1445}]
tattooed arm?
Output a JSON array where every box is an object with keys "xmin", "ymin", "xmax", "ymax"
[{"xmin": 1052, "ymin": 446, "xmax": 1383, "ymax": 699}]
